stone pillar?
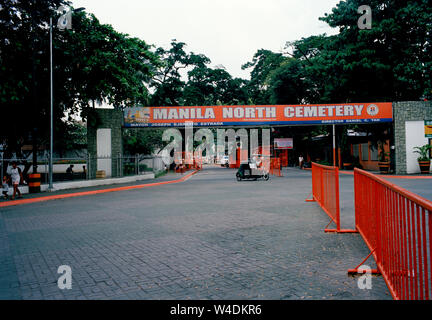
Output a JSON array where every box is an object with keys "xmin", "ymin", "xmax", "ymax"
[
  {"xmin": 393, "ymin": 101, "xmax": 432, "ymax": 174},
  {"xmin": 87, "ymin": 109, "xmax": 123, "ymax": 178}
]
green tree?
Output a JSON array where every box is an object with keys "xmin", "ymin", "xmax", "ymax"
[
  {"xmin": 56, "ymin": 12, "xmax": 159, "ymax": 110},
  {"xmin": 318, "ymin": 0, "xmax": 432, "ymax": 101},
  {"xmin": 267, "ymin": 58, "xmax": 307, "ymax": 104},
  {"xmin": 242, "ymin": 49, "xmax": 286, "ymax": 104},
  {"xmin": 54, "ymin": 120, "xmax": 87, "ymax": 157},
  {"xmin": 248, "ymin": 1, "xmax": 432, "ymax": 104},
  {"xmin": 122, "ymin": 129, "xmax": 164, "ymax": 155},
  {"xmin": 151, "ymin": 40, "xmax": 248, "ymax": 106},
  {"xmin": 284, "ymin": 34, "xmax": 332, "ymax": 103},
  {"xmin": 183, "ymin": 66, "xmax": 249, "ymax": 106},
  {"xmin": 0, "ymin": 0, "xmax": 159, "ymax": 167},
  {"xmin": 150, "ymin": 40, "xmax": 210, "ymax": 106}
]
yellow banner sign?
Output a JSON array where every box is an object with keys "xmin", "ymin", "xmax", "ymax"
[{"xmin": 425, "ymin": 120, "xmax": 432, "ymax": 137}]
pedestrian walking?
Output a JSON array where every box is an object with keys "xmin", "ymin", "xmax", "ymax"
[
  {"xmin": 299, "ymin": 155, "xmax": 304, "ymax": 169},
  {"xmin": 10, "ymin": 161, "xmax": 23, "ymax": 200}
]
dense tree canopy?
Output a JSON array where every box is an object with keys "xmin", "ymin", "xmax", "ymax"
[
  {"xmin": 241, "ymin": 49, "xmax": 286, "ymax": 104},
  {"xmin": 266, "ymin": 0, "xmax": 432, "ymax": 104},
  {"xmin": 320, "ymin": 0, "xmax": 431, "ymax": 101},
  {"xmin": 149, "ymin": 41, "xmax": 208, "ymax": 106},
  {"xmin": 150, "ymin": 40, "xmax": 248, "ymax": 107},
  {"xmin": 183, "ymin": 65, "xmax": 249, "ymax": 106},
  {"xmin": 123, "ymin": 128, "xmax": 164, "ymax": 156},
  {"xmin": 0, "ymin": 0, "xmax": 159, "ymax": 157}
]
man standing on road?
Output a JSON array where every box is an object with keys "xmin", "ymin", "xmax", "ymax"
[
  {"xmin": 299, "ymin": 155, "xmax": 304, "ymax": 169},
  {"xmin": 10, "ymin": 161, "xmax": 23, "ymax": 200}
]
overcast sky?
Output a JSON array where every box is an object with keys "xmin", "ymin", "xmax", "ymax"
[{"xmin": 71, "ymin": 0, "xmax": 342, "ymax": 79}]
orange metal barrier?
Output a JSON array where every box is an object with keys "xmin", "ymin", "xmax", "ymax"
[
  {"xmin": 269, "ymin": 158, "xmax": 282, "ymax": 177},
  {"xmin": 349, "ymin": 168, "xmax": 432, "ymax": 300},
  {"xmin": 306, "ymin": 162, "xmax": 356, "ymax": 233},
  {"xmin": 280, "ymin": 149, "xmax": 288, "ymax": 167},
  {"xmin": 194, "ymin": 157, "xmax": 203, "ymax": 170}
]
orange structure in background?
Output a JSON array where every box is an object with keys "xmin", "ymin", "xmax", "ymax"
[
  {"xmin": 269, "ymin": 158, "xmax": 282, "ymax": 177},
  {"xmin": 278, "ymin": 149, "xmax": 289, "ymax": 167},
  {"xmin": 229, "ymin": 148, "xmax": 240, "ymax": 168},
  {"xmin": 125, "ymin": 103, "xmax": 393, "ymax": 128},
  {"xmin": 347, "ymin": 140, "xmax": 391, "ymax": 171},
  {"xmin": 283, "ymin": 150, "xmax": 288, "ymax": 167},
  {"xmin": 174, "ymin": 151, "xmax": 202, "ymax": 172}
]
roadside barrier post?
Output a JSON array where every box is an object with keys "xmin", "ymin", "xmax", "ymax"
[{"xmin": 28, "ymin": 173, "xmax": 41, "ymax": 193}]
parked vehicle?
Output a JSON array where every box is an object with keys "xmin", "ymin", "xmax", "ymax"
[{"xmin": 220, "ymin": 155, "xmax": 229, "ymax": 167}]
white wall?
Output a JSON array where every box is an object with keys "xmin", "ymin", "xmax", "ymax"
[
  {"xmin": 97, "ymin": 128, "xmax": 112, "ymax": 177},
  {"xmin": 405, "ymin": 121, "xmax": 430, "ymax": 174}
]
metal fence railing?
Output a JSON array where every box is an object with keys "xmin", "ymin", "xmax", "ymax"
[
  {"xmin": 0, "ymin": 157, "xmax": 83, "ymax": 185},
  {"xmin": 0, "ymin": 154, "xmax": 166, "ymax": 185},
  {"xmin": 349, "ymin": 168, "xmax": 432, "ymax": 300},
  {"xmin": 306, "ymin": 162, "xmax": 357, "ymax": 233}
]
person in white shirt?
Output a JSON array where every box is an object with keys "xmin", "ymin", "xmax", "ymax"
[
  {"xmin": 10, "ymin": 161, "xmax": 23, "ymax": 200},
  {"xmin": 299, "ymin": 155, "xmax": 304, "ymax": 169}
]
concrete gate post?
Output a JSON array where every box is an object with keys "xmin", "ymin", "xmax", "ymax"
[
  {"xmin": 87, "ymin": 109, "xmax": 123, "ymax": 179},
  {"xmin": 393, "ymin": 101, "xmax": 432, "ymax": 174}
]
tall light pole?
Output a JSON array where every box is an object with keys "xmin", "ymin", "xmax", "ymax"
[
  {"xmin": 49, "ymin": 16, "xmax": 53, "ymax": 190},
  {"xmin": 49, "ymin": 7, "xmax": 85, "ymax": 190}
]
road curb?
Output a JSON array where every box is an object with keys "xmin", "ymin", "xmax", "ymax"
[{"xmin": 0, "ymin": 170, "xmax": 199, "ymax": 208}]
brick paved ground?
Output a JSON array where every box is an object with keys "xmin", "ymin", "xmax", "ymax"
[{"xmin": 0, "ymin": 166, "xmax": 392, "ymax": 300}]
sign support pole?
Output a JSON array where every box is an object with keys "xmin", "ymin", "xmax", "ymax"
[{"xmin": 332, "ymin": 124, "xmax": 336, "ymax": 167}]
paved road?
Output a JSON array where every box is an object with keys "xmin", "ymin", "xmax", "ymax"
[
  {"xmin": 339, "ymin": 175, "xmax": 356, "ymax": 230},
  {"xmin": 382, "ymin": 177, "xmax": 432, "ymax": 201},
  {"xmin": 338, "ymin": 173, "xmax": 432, "ymax": 230},
  {"xmin": 0, "ymin": 166, "xmax": 391, "ymax": 300}
]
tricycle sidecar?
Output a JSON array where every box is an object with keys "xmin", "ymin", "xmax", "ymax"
[{"xmin": 236, "ymin": 163, "xmax": 269, "ymax": 181}]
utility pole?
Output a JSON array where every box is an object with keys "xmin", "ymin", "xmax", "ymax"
[
  {"xmin": 31, "ymin": 0, "xmax": 38, "ymax": 174},
  {"xmin": 49, "ymin": 16, "xmax": 53, "ymax": 190}
]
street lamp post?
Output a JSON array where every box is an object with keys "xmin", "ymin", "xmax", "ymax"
[
  {"xmin": 49, "ymin": 17, "xmax": 53, "ymax": 190},
  {"xmin": 48, "ymin": 7, "xmax": 85, "ymax": 191}
]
